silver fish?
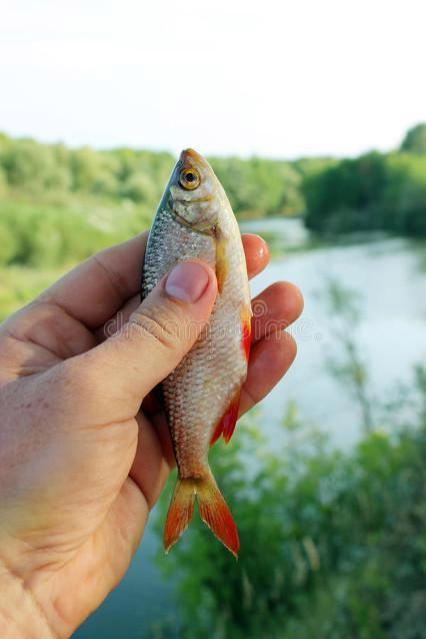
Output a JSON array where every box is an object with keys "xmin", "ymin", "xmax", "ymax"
[{"xmin": 142, "ymin": 149, "xmax": 251, "ymax": 556}]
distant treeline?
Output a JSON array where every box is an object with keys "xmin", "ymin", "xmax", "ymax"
[
  {"xmin": 0, "ymin": 131, "xmax": 332, "ymax": 267},
  {"xmin": 0, "ymin": 124, "xmax": 425, "ymax": 268},
  {"xmin": 303, "ymin": 123, "xmax": 426, "ymax": 237},
  {"xmin": 0, "ymin": 131, "xmax": 321, "ymax": 219},
  {"xmin": 0, "ymin": 131, "xmax": 329, "ymax": 267},
  {"xmin": 304, "ymin": 151, "xmax": 426, "ymax": 236}
]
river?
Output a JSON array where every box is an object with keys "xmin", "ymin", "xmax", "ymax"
[{"xmin": 74, "ymin": 219, "xmax": 426, "ymax": 639}]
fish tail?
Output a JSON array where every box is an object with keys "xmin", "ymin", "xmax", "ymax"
[
  {"xmin": 163, "ymin": 476, "xmax": 196, "ymax": 554},
  {"xmin": 196, "ymin": 470, "xmax": 240, "ymax": 558},
  {"xmin": 163, "ymin": 470, "xmax": 239, "ymax": 558}
]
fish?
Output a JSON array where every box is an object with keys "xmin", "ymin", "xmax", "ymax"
[{"xmin": 141, "ymin": 149, "xmax": 251, "ymax": 557}]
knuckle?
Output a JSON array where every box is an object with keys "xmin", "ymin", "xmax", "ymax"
[{"xmin": 128, "ymin": 308, "xmax": 182, "ymax": 351}]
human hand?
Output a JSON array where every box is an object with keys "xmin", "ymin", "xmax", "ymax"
[{"xmin": 0, "ymin": 233, "xmax": 303, "ymax": 638}]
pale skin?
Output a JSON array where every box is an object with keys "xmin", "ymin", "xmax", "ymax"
[{"xmin": 0, "ymin": 233, "xmax": 303, "ymax": 639}]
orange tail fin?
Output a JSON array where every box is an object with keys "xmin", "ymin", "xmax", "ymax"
[{"xmin": 163, "ymin": 472, "xmax": 239, "ymax": 558}]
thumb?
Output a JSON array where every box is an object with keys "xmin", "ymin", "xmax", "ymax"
[{"xmin": 73, "ymin": 260, "xmax": 217, "ymax": 418}]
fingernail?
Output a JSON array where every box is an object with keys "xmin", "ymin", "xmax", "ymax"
[{"xmin": 165, "ymin": 262, "xmax": 210, "ymax": 303}]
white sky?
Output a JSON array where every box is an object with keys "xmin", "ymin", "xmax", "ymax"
[{"xmin": 1, "ymin": 0, "xmax": 426, "ymax": 159}]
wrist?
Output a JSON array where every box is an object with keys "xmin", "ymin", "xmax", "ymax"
[{"xmin": 0, "ymin": 565, "xmax": 57, "ymax": 639}]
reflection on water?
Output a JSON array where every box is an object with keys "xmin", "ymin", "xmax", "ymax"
[
  {"xmin": 74, "ymin": 218, "xmax": 426, "ymax": 639},
  {"xmin": 240, "ymin": 217, "xmax": 310, "ymax": 251}
]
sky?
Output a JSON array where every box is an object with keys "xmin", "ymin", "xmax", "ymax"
[{"xmin": 1, "ymin": 0, "xmax": 426, "ymax": 159}]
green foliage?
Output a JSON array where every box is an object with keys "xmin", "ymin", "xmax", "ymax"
[
  {"xmin": 157, "ymin": 381, "xmax": 426, "ymax": 639},
  {"xmin": 0, "ymin": 134, "xmax": 314, "ymax": 272},
  {"xmin": 0, "ymin": 133, "xmax": 307, "ymax": 236},
  {"xmin": 70, "ymin": 147, "xmax": 119, "ymax": 195},
  {"xmin": 0, "ymin": 197, "xmax": 151, "ymax": 268},
  {"xmin": 0, "ymin": 167, "xmax": 8, "ymax": 197},
  {"xmin": 303, "ymin": 152, "xmax": 388, "ymax": 233},
  {"xmin": 400, "ymin": 123, "xmax": 426, "ymax": 155},
  {"xmin": 1, "ymin": 137, "xmax": 71, "ymax": 193},
  {"xmin": 1, "ymin": 123, "xmax": 426, "ymax": 275},
  {"xmin": 379, "ymin": 153, "xmax": 426, "ymax": 235},
  {"xmin": 210, "ymin": 157, "xmax": 304, "ymax": 218},
  {"xmin": 303, "ymin": 143, "xmax": 426, "ymax": 236}
]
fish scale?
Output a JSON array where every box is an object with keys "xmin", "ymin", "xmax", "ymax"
[{"xmin": 142, "ymin": 149, "xmax": 251, "ymax": 557}]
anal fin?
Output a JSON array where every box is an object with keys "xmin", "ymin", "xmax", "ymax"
[{"xmin": 210, "ymin": 392, "xmax": 241, "ymax": 445}]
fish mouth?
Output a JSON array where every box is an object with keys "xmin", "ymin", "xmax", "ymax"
[{"xmin": 175, "ymin": 194, "xmax": 213, "ymax": 204}]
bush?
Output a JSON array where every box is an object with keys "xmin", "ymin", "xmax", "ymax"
[{"xmin": 0, "ymin": 199, "xmax": 130, "ymax": 267}]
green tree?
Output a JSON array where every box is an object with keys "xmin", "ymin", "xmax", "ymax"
[
  {"xmin": 303, "ymin": 152, "xmax": 387, "ymax": 233},
  {"xmin": 400, "ymin": 123, "xmax": 426, "ymax": 155},
  {"xmin": 380, "ymin": 153, "xmax": 426, "ymax": 235},
  {"xmin": 2, "ymin": 138, "xmax": 57, "ymax": 192},
  {"xmin": 211, "ymin": 157, "xmax": 303, "ymax": 218},
  {"xmin": 70, "ymin": 147, "xmax": 120, "ymax": 196}
]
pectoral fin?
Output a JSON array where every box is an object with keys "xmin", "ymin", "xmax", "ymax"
[{"xmin": 214, "ymin": 228, "xmax": 228, "ymax": 294}]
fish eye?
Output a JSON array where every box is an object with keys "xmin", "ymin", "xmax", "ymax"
[{"xmin": 179, "ymin": 168, "xmax": 201, "ymax": 190}]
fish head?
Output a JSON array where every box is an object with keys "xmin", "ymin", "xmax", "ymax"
[{"xmin": 167, "ymin": 149, "xmax": 221, "ymax": 234}]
